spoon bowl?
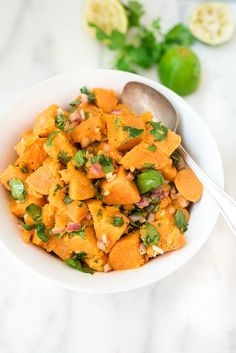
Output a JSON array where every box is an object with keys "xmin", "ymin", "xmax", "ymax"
[{"xmin": 121, "ymin": 81, "xmax": 179, "ymax": 131}]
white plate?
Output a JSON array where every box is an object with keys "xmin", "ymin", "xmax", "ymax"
[{"xmin": 0, "ymin": 70, "xmax": 224, "ymax": 293}]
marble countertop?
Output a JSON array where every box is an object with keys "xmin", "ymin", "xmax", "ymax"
[{"xmin": 0, "ymin": 0, "xmax": 236, "ymax": 352}]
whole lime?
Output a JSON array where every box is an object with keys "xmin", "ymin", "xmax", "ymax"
[{"xmin": 158, "ymin": 47, "xmax": 201, "ymax": 96}]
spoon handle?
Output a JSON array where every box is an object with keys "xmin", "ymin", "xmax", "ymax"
[{"xmin": 178, "ymin": 144, "xmax": 236, "ymax": 235}]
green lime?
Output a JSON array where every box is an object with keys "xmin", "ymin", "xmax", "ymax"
[{"xmin": 158, "ymin": 47, "xmax": 200, "ymax": 96}]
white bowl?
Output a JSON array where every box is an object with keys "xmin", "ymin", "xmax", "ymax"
[{"xmin": 0, "ymin": 70, "xmax": 224, "ymax": 293}]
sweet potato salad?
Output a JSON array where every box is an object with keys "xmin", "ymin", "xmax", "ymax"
[{"xmin": 0, "ymin": 87, "xmax": 203, "ymax": 274}]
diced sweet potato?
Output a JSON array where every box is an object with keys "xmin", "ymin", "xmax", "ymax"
[
  {"xmin": 146, "ymin": 218, "xmax": 185, "ymax": 257},
  {"xmin": 88, "ymin": 200, "xmax": 129, "ymax": 252},
  {"xmin": 42, "ymin": 203, "xmax": 56, "ymax": 228},
  {"xmin": 70, "ymin": 114, "xmax": 105, "ymax": 147},
  {"xmin": 109, "ymin": 231, "xmax": 145, "ymax": 270},
  {"xmin": 21, "ymin": 228, "xmax": 33, "ymax": 243},
  {"xmin": 160, "ymin": 163, "xmax": 177, "ymax": 181},
  {"xmin": 26, "ymin": 158, "xmax": 60, "ymax": 197},
  {"xmin": 43, "ymin": 131, "xmax": 76, "ymax": 160},
  {"xmin": 9, "ymin": 194, "xmax": 45, "ymax": 217},
  {"xmin": 64, "ymin": 226, "xmax": 107, "ymax": 271},
  {"xmin": 146, "ymin": 125, "xmax": 181, "ymax": 156},
  {"xmin": 93, "ymin": 88, "xmax": 118, "ymax": 112},
  {"xmin": 63, "ymin": 201, "xmax": 88, "ymax": 223},
  {"xmin": 101, "ymin": 167, "xmax": 140, "ymax": 205},
  {"xmin": 32, "ymin": 234, "xmax": 73, "ymax": 260},
  {"xmin": 54, "ymin": 209, "xmax": 70, "ymax": 230},
  {"xmin": 33, "ymin": 104, "xmax": 59, "ymax": 137},
  {"xmin": 60, "ymin": 168, "xmax": 95, "ymax": 200},
  {"xmin": 120, "ymin": 141, "xmax": 171, "ymax": 170},
  {"xmin": 139, "ymin": 111, "xmax": 153, "ymax": 123},
  {"xmin": 15, "ymin": 138, "xmax": 47, "ymax": 171},
  {"xmin": 174, "ymin": 168, "xmax": 203, "ymax": 202},
  {"xmin": 15, "ymin": 131, "xmax": 37, "ymax": 156},
  {"xmin": 48, "ymin": 184, "xmax": 67, "ymax": 209},
  {"xmin": 105, "ymin": 113, "xmax": 145, "ymax": 151},
  {"xmin": 0, "ymin": 165, "xmax": 28, "ymax": 190}
]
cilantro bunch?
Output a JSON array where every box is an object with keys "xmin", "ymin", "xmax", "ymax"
[{"xmin": 89, "ymin": 0, "xmax": 195, "ymax": 74}]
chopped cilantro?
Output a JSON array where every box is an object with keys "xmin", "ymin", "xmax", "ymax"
[
  {"xmin": 80, "ymin": 86, "xmax": 95, "ymax": 103},
  {"xmin": 55, "ymin": 113, "xmax": 66, "ymax": 130},
  {"xmin": 112, "ymin": 216, "xmax": 124, "ymax": 227},
  {"xmin": 64, "ymin": 256, "xmax": 94, "ymax": 274},
  {"xmin": 35, "ymin": 223, "xmax": 48, "ymax": 242},
  {"xmin": 97, "ymin": 209, "xmax": 103, "ymax": 217},
  {"xmin": 147, "ymin": 145, "xmax": 157, "ymax": 152},
  {"xmin": 94, "ymin": 180, "xmax": 103, "ymax": 200},
  {"xmin": 21, "ymin": 165, "xmax": 29, "ymax": 173},
  {"xmin": 141, "ymin": 222, "xmax": 160, "ymax": 247},
  {"xmin": 46, "ymin": 131, "xmax": 60, "ymax": 146},
  {"xmin": 9, "ymin": 179, "xmax": 26, "ymax": 202},
  {"xmin": 58, "ymin": 151, "xmax": 72, "ymax": 166},
  {"xmin": 175, "ymin": 209, "xmax": 188, "ymax": 232},
  {"xmin": 25, "ymin": 203, "xmax": 42, "ymax": 223},
  {"xmin": 74, "ymin": 150, "xmax": 86, "ymax": 167},
  {"xmin": 123, "ymin": 126, "xmax": 144, "ymax": 138},
  {"xmin": 53, "ymin": 184, "xmax": 65, "ymax": 195},
  {"xmin": 136, "ymin": 169, "xmax": 165, "ymax": 194},
  {"xmin": 84, "ymin": 111, "xmax": 90, "ymax": 119},
  {"xmin": 20, "ymin": 221, "xmax": 36, "ymax": 231},
  {"xmin": 90, "ymin": 154, "xmax": 114, "ymax": 174},
  {"xmin": 64, "ymin": 195, "xmax": 72, "ymax": 205},
  {"xmin": 150, "ymin": 122, "xmax": 168, "ymax": 141},
  {"xmin": 69, "ymin": 99, "xmax": 80, "ymax": 112},
  {"xmin": 171, "ymin": 151, "xmax": 180, "ymax": 167},
  {"xmin": 114, "ymin": 116, "xmax": 121, "ymax": 130},
  {"xmin": 143, "ymin": 163, "xmax": 155, "ymax": 168}
]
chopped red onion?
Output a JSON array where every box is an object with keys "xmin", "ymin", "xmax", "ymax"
[
  {"xmin": 52, "ymin": 227, "xmax": 66, "ymax": 235},
  {"xmin": 136, "ymin": 196, "xmax": 149, "ymax": 207},
  {"xmin": 104, "ymin": 263, "xmax": 112, "ymax": 272},
  {"xmin": 81, "ymin": 93, "xmax": 89, "ymax": 103},
  {"xmin": 97, "ymin": 240, "xmax": 106, "ymax": 251},
  {"xmin": 139, "ymin": 243, "xmax": 147, "ymax": 255},
  {"xmin": 90, "ymin": 162, "xmax": 103, "ymax": 175},
  {"xmin": 69, "ymin": 110, "xmax": 81, "ymax": 123},
  {"xmin": 103, "ymin": 143, "xmax": 110, "ymax": 153},
  {"xmin": 111, "ymin": 110, "xmax": 121, "ymax": 115},
  {"xmin": 67, "ymin": 223, "xmax": 81, "ymax": 232},
  {"xmin": 147, "ymin": 212, "xmax": 155, "ymax": 222},
  {"xmin": 127, "ymin": 172, "xmax": 134, "ymax": 181},
  {"xmin": 129, "ymin": 214, "xmax": 146, "ymax": 223}
]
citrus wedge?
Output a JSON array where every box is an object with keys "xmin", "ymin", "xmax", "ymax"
[
  {"xmin": 189, "ymin": 2, "xmax": 234, "ymax": 45},
  {"xmin": 83, "ymin": 0, "xmax": 128, "ymax": 37}
]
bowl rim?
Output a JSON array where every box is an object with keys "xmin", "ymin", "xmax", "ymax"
[{"xmin": 0, "ymin": 69, "xmax": 224, "ymax": 293}]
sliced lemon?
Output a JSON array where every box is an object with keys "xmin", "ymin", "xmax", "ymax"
[
  {"xmin": 189, "ymin": 2, "xmax": 234, "ymax": 45},
  {"xmin": 83, "ymin": 0, "xmax": 128, "ymax": 37}
]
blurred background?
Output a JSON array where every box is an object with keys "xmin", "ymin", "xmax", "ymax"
[{"xmin": 0, "ymin": 1, "xmax": 236, "ymax": 353}]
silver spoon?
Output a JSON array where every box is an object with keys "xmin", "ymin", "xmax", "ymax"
[{"xmin": 121, "ymin": 81, "xmax": 236, "ymax": 235}]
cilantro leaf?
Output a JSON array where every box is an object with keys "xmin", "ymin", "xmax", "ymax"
[
  {"xmin": 64, "ymin": 257, "xmax": 94, "ymax": 274},
  {"xmin": 21, "ymin": 165, "xmax": 29, "ymax": 173},
  {"xmin": 9, "ymin": 179, "xmax": 26, "ymax": 202},
  {"xmin": 136, "ymin": 169, "xmax": 165, "ymax": 194},
  {"xmin": 35, "ymin": 223, "xmax": 48, "ymax": 242},
  {"xmin": 114, "ymin": 116, "xmax": 121, "ymax": 130},
  {"xmin": 80, "ymin": 86, "xmax": 95, "ymax": 103},
  {"xmin": 74, "ymin": 150, "xmax": 86, "ymax": 167},
  {"xmin": 112, "ymin": 216, "xmax": 124, "ymax": 227},
  {"xmin": 25, "ymin": 203, "xmax": 42, "ymax": 223},
  {"xmin": 175, "ymin": 209, "xmax": 188, "ymax": 232},
  {"xmin": 46, "ymin": 131, "xmax": 60, "ymax": 146},
  {"xmin": 90, "ymin": 154, "xmax": 114, "ymax": 174},
  {"xmin": 141, "ymin": 222, "xmax": 160, "ymax": 247},
  {"xmin": 64, "ymin": 195, "xmax": 72, "ymax": 205},
  {"xmin": 171, "ymin": 151, "xmax": 180, "ymax": 167},
  {"xmin": 55, "ymin": 113, "xmax": 66, "ymax": 130},
  {"xmin": 124, "ymin": 0, "xmax": 145, "ymax": 28},
  {"xmin": 147, "ymin": 145, "xmax": 156, "ymax": 152},
  {"xmin": 20, "ymin": 221, "xmax": 36, "ymax": 231},
  {"xmin": 123, "ymin": 126, "xmax": 144, "ymax": 138},
  {"xmin": 74, "ymin": 252, "xmax": 87, "ymax": 261},
  {"xmin": 69, "ymin": 99, "xmax": 80, "ymax": 112},
  {"xmin": 58, "ymin": 151, "xmax": 72, "ymax": 166},
  {"xmin": 150, "ymin": 122, "xmax": 168, "ymax": 141},
  {"xmin": 94, "ymin": 180, "xmax": 103, "ymax": 201}
]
